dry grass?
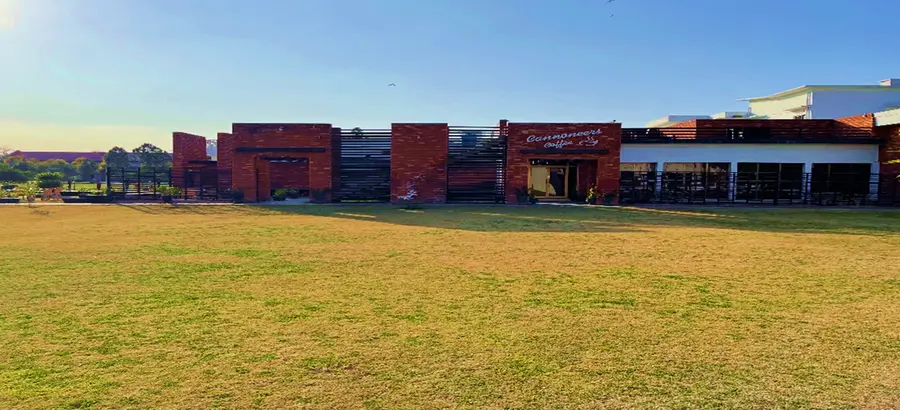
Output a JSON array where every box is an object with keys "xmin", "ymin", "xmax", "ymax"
[{"xmin": 1, "ymin": 204, "xmax": 899, "ymax": 409}]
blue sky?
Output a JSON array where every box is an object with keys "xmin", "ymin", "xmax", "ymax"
[{"xmin": 0, "ymin": 0, "xmax": 896, "ymax": 151}]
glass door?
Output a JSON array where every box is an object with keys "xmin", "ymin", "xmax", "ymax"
[
  {"xmin": 547, "ymin": 167, "xmax": 567, "ymax": 198},
  {"xmin": 529, "ymin": 166, "xmax": 568, "ymax": 199}
]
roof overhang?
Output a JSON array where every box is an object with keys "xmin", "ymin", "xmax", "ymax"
[{"xmin": 875, "ymin": 108, "xmax": 900, "ymax": 127}]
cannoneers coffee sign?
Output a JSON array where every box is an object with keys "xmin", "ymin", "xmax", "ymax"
[{"xmin": 526, "ymin": 128, "xmax": 603, "ymax": 149}]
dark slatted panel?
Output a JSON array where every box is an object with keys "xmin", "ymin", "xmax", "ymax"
[
  {"xmin": 447, "ymin": 126, "xmax": 506, "ymax": 203},
  {"xmin": 619, "ymin": 171, "xmax": 900, "ymax": 206},
  {"xmin": 105, "ymin": 167, "xmax": 173, "ymax": 199},
  {"xmin": 335, "ymin": 129, "xmax": 391, "ymax": 202}
]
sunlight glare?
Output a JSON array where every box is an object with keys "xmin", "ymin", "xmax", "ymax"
[{"xmin": 0, "ymin": 0, "xmax": 17, "ymax": 29}]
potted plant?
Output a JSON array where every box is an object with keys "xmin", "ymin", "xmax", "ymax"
[
  {"xmin": 230, "ymin": 189, "xmax": 245, "ymax": 204},
  {"xmin": 272, "ymin": 188, "xmax": 288, "ymax": 201},
  {"xmin": 0, "ymin": 188, "xmax": 19, "ymax": 204},
  {"xmin": 586, "ymin": 186, "xmax": 598, "ymax": 205},
  {"xmin": 16, "ymin": 181, "xmax": 41, "ymax": 204},
  {"xmin": 157, "ymin": 186, "xmax": 182, "ymax": 204}
]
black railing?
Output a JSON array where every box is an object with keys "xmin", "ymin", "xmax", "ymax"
[
  {"xmin": 105, "ymin": 167, "xmax": 173, "ymax": 199},
  {"xmin": 621, "ymin": 127, "xmax": 879, "ymax": 143},
  {"xmin": 335, "ymin": 129, "xmax": 392, "ymax": 202},
  {"xmin": 619, "ymin": 172, "xmax": 900, "ymax": 206},
  {"xmin": 447, "ymin": 126, "xmax": 507, "ymax": 203},
  {"xmin": 182, "ymin": 167, "xmax": 223, "ymax": 200}
]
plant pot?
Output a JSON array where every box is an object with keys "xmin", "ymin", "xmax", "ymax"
[
  {"xmin": 61, "ymin": 191, "xmax": 80, "ymax": 197},
  {"xmin": 162, "ymin": 195, "xmax": 174, "ymax": 204},
  {"xmin": 272, "ymin": 196, "xmax": 286, "ymax": 202},
  {"xmin": 0, "ymin": 198, "xmax": 20, "ymax": 204},
  {"xmin": 587, "ymin": 198, "xmax": 597, "ymax": 205}
]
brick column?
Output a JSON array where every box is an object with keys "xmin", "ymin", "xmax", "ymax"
[
  {"xmin": 172, "ymin": 132, "xmax": 207, "ymax": 188},
  {"xmin": 390, "ymin": 123, "xmax": 449, "ymax": 203},
  {"xmin": 216, "ymin": 132, "xmax": 233, "ymax": 193}
]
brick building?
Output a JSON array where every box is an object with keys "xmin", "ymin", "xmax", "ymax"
[{"xmin": 171, "ymin": 111, "xmax": 900, "ymax": 205}]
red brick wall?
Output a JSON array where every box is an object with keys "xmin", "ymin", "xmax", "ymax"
[
  {"xmin": 269, "ymin": 161, "xmax": 310, "ymax": 189},
  {"xmin": 231, "ymin": 123, "xmax": 334, "ymax": 202},
  {"xmin": 172, "ymin": 132, "xmax": 208, "ymax": 188},
  {"xmin": 505, "ymin": 123, "xmax": 622, "ymax": 203},
  {"xmin": 216, "ymin": 132, "xmax": 233, "ymax": 193},
  {"xmin": 390, "ymin": 123, "xmax": 449, "ymax": 203},
  {"xmin": 878, "ymin": 124, "xmax": 900, "ymax": 175},
  {"xmin": 665, "ymin": 118, "xmax": 875, "ymax": 140}
]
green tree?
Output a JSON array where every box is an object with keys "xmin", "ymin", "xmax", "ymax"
[
  {"xmin": 0, "ymin": 162, "xmax": 29, "ymax": 182},
  {"xmin": 72, "ymin": 158, "xmax": 100, "ymax": 181},
  {"xmin": 43, "ymin": 159, "xmax": 76, "ymax": 179},
  {"xmin": 103, "ymin": 147, "xmax": 130, "ymax": 170},
  {"xmin": 133, "ymin": 143, "xmax": 171, "ymax": 169},
  {"xmin": 351, "ymin": 127, "xmax": 364, "ymax": 138}
]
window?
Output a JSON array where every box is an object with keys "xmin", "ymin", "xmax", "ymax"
[
  {"xmin": 811, "ymin": 163, "xmax": 871, "ymax": 196},
  {"xmin": 736, "ymin": 163, "xmax": 804, "ymax": 200},
  {"xmin": 619, "ymin": 163, "xmax": 658, "ymax": 203},
  {"xmin": 661, "ymin": 162, "xmax": 730, "ymax": 200}
]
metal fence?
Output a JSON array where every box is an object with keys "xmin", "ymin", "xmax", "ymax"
[
  {"xmin": 182, "ymin": 167, "xmax": 223, "ymax": 200},
  {"xmin": 621, "ymin": 126, "xmax": 877, "ymax": 143},
  {"xmin": 619, "ymin": 172, "xmax": 900, "ymax": 206},
  {"xmin": 334, "ymin": 129, "xmax": 392, "ymax": 202},
  {"xmin": 447, "ymin": 126, "xmax": 507, "ymax": 203},
  {"xmin": 105, "ymin": 167, "xmax": 173, "ymax": 199}
]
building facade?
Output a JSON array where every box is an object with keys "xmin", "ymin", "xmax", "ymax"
[
  {"xmin": 647, "ymin": 78, "xmax": 900, "ymax": 126},
  {"xmin": 171, "ymin": 111, "xmax": 900, "ymax": 206}
]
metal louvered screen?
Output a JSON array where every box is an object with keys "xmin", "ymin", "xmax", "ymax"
[
  {"xmin": 335, "ymin": 129, "xmax": 392, "ymax": 202},
  {"xmin": 447, "ymin": 126, "xmax": 507, "ymax": 203}
]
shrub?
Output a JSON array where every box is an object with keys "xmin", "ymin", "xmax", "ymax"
[
  {"xmin": 157, "ymin": 186, "xmax": 182, "ymax": 197},
  {"xmin": 34, "ymin": 172, "xmax": 64, "ymax": 189},
  {"xmin": 286, "ymin": 189, "xmax": 302, "ymax": 199},
  {"xmin": 16, "ymin": 181, "xmax": 41, "ymax": 203},
  {"xmin": 272, "ymin": 189, "xmax": 289, "ymax": 201}
]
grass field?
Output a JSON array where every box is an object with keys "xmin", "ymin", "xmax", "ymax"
[{"xmin": 1, "ymin": 205, "xmax": 899, "ymax": 409}]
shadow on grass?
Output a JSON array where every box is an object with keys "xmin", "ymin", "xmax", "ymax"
[{"xmin": 113, "ymin": 203, "xmax": 900, "ymax": 235}]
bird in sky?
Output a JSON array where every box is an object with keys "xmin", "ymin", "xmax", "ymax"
[
  {"xmin": 388, "ymin": 83, "xmax": 396, "ymax": 87},
  {"xmin": 607, "ymin": 0, "xmax": 615, "ymax": 3}
]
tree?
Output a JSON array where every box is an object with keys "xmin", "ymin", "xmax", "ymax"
[
  {"xmin": 132, "ymin": 143, "xmax": 171, "ymax": 169},
  {"xmin": 0, "ymin": 146, "xmax": 11, "ymax": 159},
  {"xmin": 72, "ymin": 158, "xmax": 100, "ymax": 181},
  {"xmin": 103, "ymin": 147, "xmax": 130, "ymax": 170},
  {"xmin": 351, "ymin": 127, "xmax": 364, "ymax": 138},
  {"xmin": 0, "ymin": 162, "xmax": 29, "ymax": 182},
  {"xmin": 43, "ymin": 159, "xmax": 76, "ymax": 179}
]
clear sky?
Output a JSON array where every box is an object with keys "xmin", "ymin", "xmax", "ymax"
[{"xmin": 1, "ymin": 0, "xmax": 897, "ymax": 152}]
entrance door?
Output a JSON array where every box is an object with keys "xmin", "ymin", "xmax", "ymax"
[{"xmin": 530, "ymin": 166, "xmax": 568, "ymax": 199}]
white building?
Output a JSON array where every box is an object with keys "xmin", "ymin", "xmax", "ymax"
[
  {"xmin": 740, "ymin": 78, "xmax": 900, "ymax": 120},
  {"xmin": 646, "ymin": 78, "xmax": 900, "ymax": 126}
]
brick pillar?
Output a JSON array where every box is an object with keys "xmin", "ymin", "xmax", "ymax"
[
  {"xmin": 390, "ymin": 123, "xmax": 449, "ymax": 203},
  {"xmin": 331, "ymin": 127, "xmax": 342, "ymax": 199},
  {"xmin": 172, "ymin": 132, "xmax": 207, "ymax": 188},
  {"xmin": 216, "ymin": 133, "xmax": 234, "ymax": 193}
]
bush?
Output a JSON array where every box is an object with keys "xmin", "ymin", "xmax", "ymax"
[
  {"xmin": 34, "ymin": 172, "xmax": 64, "ymax": 189},
  {"xmin": 16, "ymin": 181, "xmax": 41, "ymax": 203},
  {"xmin": 156, "ymin": 186, "xmax": 182, "ymax": 197},
  {"xmin": 0, "ymin": 168, "xmax": 29, "ymax": 182},
  {"xmin": 272, "ymin": 188, "xmax": 289, "ymax": 201}
]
